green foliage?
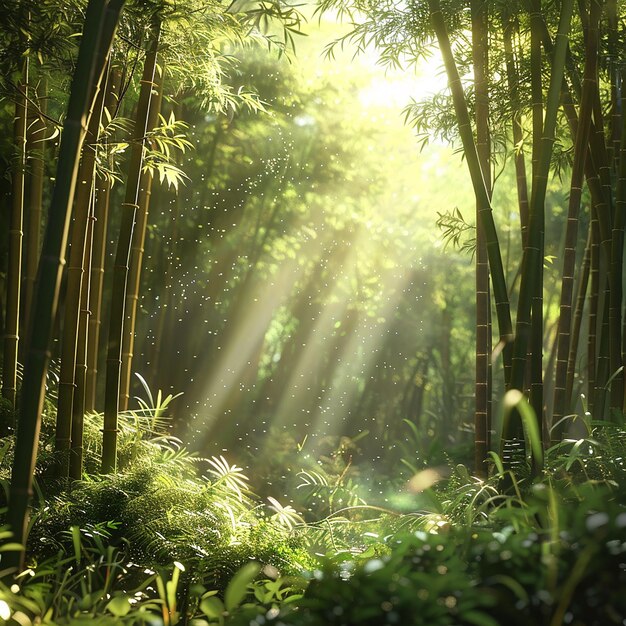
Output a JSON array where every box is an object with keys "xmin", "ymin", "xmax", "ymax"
[
  {"xmin": 436, "ymin": 208, "xmax": 476, "ymax": 257},
  {"xmin": 225, "ymin": 479, "xmax": 626, "ymax": 626},
  {"xmin": 4, "ymin": 425, "xmax": 626, "ymax": 624},
  {"xmin": 142, "ymin": 112, "xmax": 193, "ymax": 190},
  {"xmin": 29, "ymin": 444, "xmax": 313, "ymax": 590}
]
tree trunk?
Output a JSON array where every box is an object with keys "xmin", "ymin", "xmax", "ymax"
[
  {"xmin": 7, "ymin": 0, "xmax": 124, "ymax": 573},
  {"xmin": 119, "ymin": 65, "xmax": 164, "ymax": 411},
  {"xmin": 55, "ymin": 73, "xmax": 108, "ymax": 478},
  {"xmin": 85, "ymin": 68, "xmax": 122, "ymax": 412},
  {"xmin": 2, "ymin": 60, "xmax": 28, "ymax": 409},
  {"xmin": 102, "ymin": 22, "xmax": 161, "ymax": 473}
]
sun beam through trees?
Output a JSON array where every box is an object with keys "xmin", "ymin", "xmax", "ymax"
[{"xmin": 2, "ymin": 1, "xmax": 626, "ymax": 623}]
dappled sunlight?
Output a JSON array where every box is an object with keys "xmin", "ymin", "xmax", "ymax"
[
  {"xmin": 183, "ymin": 220, "xmax": 329, "ymax": 428},
  {"xmin": 6, "ymin": 1, "xmax": 626, "ymax": 622},
  {"xmin": 122, "ymin": 21, "xmax": 486, "ymax": 467},
  {"xmin": 305, "ymin": 266, "xmax": 418, "ymax": 447}
]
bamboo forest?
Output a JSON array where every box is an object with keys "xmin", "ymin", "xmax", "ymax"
[{"xmin": 3, "ymin": 0, "xmax": 626, "ymax": 623}]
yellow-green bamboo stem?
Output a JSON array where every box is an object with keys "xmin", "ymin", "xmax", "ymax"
[
  {"xmin": 2, "ymin": 62, "xmax": 28, "ymax": 408},
  {"xmin": 428, "ymin": 0, "xmax": 513, "ymax": 384},
  {"xmin": 85, "ymin": 68, "xmax": 121, "ymax": 412},
  {"xmin": 7, "ymin": 0, "xmax": 124, "ymax": 573},
  {"xmin": 119, "ymin": 67, "xmax": 164, "ymax": 411},
  {"xmin": 102, "ymin": 22, "xmax": 161, "ymax": 473},
  {"xmin": 55, "ymin": 77, "xmax": 107, "ymax": 478}
]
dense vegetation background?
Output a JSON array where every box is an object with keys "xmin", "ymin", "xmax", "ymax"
[{"xmin": 1, "ymin": 0, "xmax": 626, "ymax": 624}]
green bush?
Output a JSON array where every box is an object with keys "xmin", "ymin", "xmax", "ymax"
[
  {"xmin": 227, "ymin": 481, "xmax": 626, "ymax": 626},
  {"xmin": 30, "ymin": 446, "xmax": 315, "ymax": 590}
]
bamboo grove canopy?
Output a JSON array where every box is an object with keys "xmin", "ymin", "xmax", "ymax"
[{"xmin": 2, "ymin": 0, "xmax": 626, "ymax": 571}]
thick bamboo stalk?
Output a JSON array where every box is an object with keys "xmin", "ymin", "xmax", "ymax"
[
  {"xmin": 566, "ymin": 223, "xmax": 591, "ymax": 404},
  {"xmin": 7, "ymin": 0, "xmax": 124, "ymax": 572},
  {"xmin": 85, "ymin": 68, "xmax": 121, "ymax": 412},
  {"xmin": 595, "ymin": 285, "xmax": 611, "ymax": 418},
  {"xmin": 70, "ymin": 194, "xmax": 96, "ymax": 480},
  {"xmin": 509, "ymin": 0, "xmax": 574, "ymax": 400},
  {"xmin": 119, "ymin": 66, "xmax": 164, "ymax": 411},
  {"xmin": 607, "ymin": 31, "xmax": 625, "ymax": 412},
  {"xmin": 587, "ymin": 100, "xmax": 614, "ymax": 415},
  {"xmin": 552, "ymin": 0, "xmax": 599, "ymax": 441},
  {"xmin": 502, "ymin": 15, "xmax": 530, "ymax": 246},
  {"xmin": 85, "ymin": 178, "xmax": 111, "ymax": 411},
  {"xmin": 102, "ymin": 22, "xmax": 161, "ymax": 473},
  {"xmin": 471, "ymin": 0, "xmax": 490, "ymax": 477},
  {"xmin": 55, "ymin": 77, "xmax": 107, "ymax": 478},
  {"xmin": 539, "ymin": 87, "xmax": 607, "ymax": 451},
  {"xmin": 2, "ymin": 61, "xmax": 28, "ymax": 408},
  {"xmin": 23, "ymin": 79, "xmax": 47, "ymax": 341},
  {"xmin": 528, "ymin": 0, "xmax": 545, "ymax": 433},
  {"xmin": 428, "ymin": 0, "xmax": 513, "ymax": 384},
  {"xmin": 607, "ymin": 0, "xmax": 620, "ymax": 166},
  {"xmin": 588, "ymin": 208, "xmax": 600, "ymax": 410},
  {"xmin": 529, "ymin": 0, "xmax": 543, "ymax": 200}
]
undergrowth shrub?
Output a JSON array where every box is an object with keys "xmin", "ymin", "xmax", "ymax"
[
  {"xmin": 229, "ymin": 483, "xmax": 626, "ymax": 626},
  {"xmin": 29, "ymin": 443, "xmax": 315, "ymax": 590},
  {"xmin": 0, "ymin": 381, "xmax": 315, "ymax": 591},
  {"xmin": 5, "ymin": 379, "xmax": 626, "ymax": 625}
]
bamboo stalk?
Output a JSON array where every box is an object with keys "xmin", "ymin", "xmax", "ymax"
[
  {"xmin": 608, "ymin": 45, "xmax": 625, "ymax": 412},
  {"xmin": 582, "ymin": 99, "xmax": 612, "ymax": 421},
  {"xmin": 528, "ymin": 0, "xmax": 545, "ymax": 435},
  {"xmin": 70, "ymin": 193, "xmax": 96, "ymax": 480},
  {"xmin": 85, "ymin": 68, "xmax": 121, "ymax": 412},
  {"xmin": 529, "ymin": 0, "xmax": 543, "ymax": 200},
  {"xmin": 607, "ymin": 0, "xmax": 620, "ymax": 167},
  {"xmin": 102, "ymin": 22, "xmax": 161, "ymax": 473},
  {"xmin": 552, "ymin": 0, "xmax": 599, "ymax": 441},
  {"xmin": 587, "ymin": 86, "xmax": 614, "ymax": 415},
  {"xmin": 22, "ymin": 78, "xmax": 47, "ymax": 342},
  {"xmin": 509, "ymin": 0, "xmax": 575, "ymax": 400},
  {"xmin": 566, "ymin": 222, "xmax": 591, "ymax": 405},
  {"xmin": 588, "ymin": 206, "xmax": 600, "ymax": 410},
  {"xmin": 119, "ymin": 65, "xmax": 164, "ymax": 411},
  {"xmin": 2, "ymin": 59, "xmax": 28, "ymax": 409},
  {"xmin": 7, "ymin": 0, "xmax": 125, "ymax": 572},
  {"xmin": 55, "ymin": 74, "xmax": 108, "ymax": 478},
  {"xmin": 428, "ymin": 0, "xmax": 513, "ymax": 384},
  {"xmin": 471, "ymin": 0, "xmax": 490, "ymax": 477},
  {"xmin": 502, "ymin": 14, "xmax": 530, "ymax": 246}
]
